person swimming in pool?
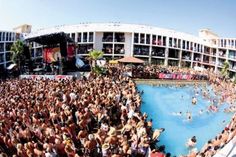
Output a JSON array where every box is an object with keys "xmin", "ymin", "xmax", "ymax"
[
  {"xmin": 186, "ymin": 111, "xmax": 192, "ymax": 121},
  {"xmin": 192, "ymin": 97, "xmax": 197, "ymax": 105},
  {"xmin": 172, "ymin": 111, "xmax": 182, "ymax": 116},
  {"xmin": 186, "ymin": 136, "xmax": 197, "ymax": 148},
  {"xmin": 199, "ymin": 109, "xmax": 204, "ymax": 115}
]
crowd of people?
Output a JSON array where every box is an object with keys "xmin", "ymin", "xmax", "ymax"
[
  {"xmin": 0, "ymin": 64, "xmax": 235, "ymax": 157},
  {"xmin": 0, "ymin": 65, "xmax": 169, "ymax": 157}
]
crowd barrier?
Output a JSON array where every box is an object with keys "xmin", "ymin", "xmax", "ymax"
[
  {"xmin": 132, "ymin": 72, "xmax": 208, "ymax": 80},
  {"xmin": 158, "ymin": 73, "xmax": 192, "ymax": 80},
  {"xmin": 19, "ymin": 75, "xmax": 74, "ymax": 80}
]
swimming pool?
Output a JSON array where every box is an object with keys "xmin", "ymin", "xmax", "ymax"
[{"xmin": 138, "ymin": 84, "xmax": 233, "ymax": 156}]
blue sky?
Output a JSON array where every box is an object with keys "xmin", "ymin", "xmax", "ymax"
[{"xmin": 0, "ymin": 0, "xmax": 235, "ymax": 37}]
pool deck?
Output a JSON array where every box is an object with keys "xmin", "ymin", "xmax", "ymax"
[{"xmin": 134, "ymin": 79, "xmax": 208, "ymax": 85}]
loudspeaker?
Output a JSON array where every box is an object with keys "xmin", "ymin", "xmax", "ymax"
[
  {"xmin": 23, "ymin": 45, "xmax": 31, "ymax": 59},
  {"xmin": 60, "ymin": 41, "xmax": 67, "ymax": 57}
]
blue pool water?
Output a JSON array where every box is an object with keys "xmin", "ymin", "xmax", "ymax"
[{"xmin": 138, "ymin": 84, "xmax": 233, "ymax": 156}]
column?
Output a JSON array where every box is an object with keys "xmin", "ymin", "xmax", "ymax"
[
  {"xmin": 81, "ymin": 32, "xmax": 83, "ymax": 43},
  {"xmin": 164, "ymin": 48, "xmax": 168, "ymax": 66},
  {"xmin": 3, "ymin": 51, "xmax": 6, "ymax": 68},
  {"xmin": 149, "ymin": 35, "xmax": 153, "ymax": 64},
  {"xmin": 178, "ymin": 50, "xmax": 182, "ymax": 67},
  {"xmin": 131, "ymin": 32, "xmax": 134, "ymax": 56},
  {"xmin": 215, "ymin": 48, "xmax": 219, "ymax": 73},
  {"xmin": 226, "ymin": 49, "xmax": 229, "ymax": 62},
  {"xmin": 93, "ymin": 32, "xmax": 95, "ymax": 49},
  {"xmin": 190, "ymin": 51, "xmax": 194, "ymax": 68}
]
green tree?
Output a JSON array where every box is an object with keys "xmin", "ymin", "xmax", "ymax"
[
  {"xmin": 88, "ymin": 50, "xmax": 104, "ymax": 67},
  {"xmin": 10, "ymin": 40, "xmax": 25, "ymax": 73},
  {"xmin": 221, "ymin": 61, "xmax": 230, "ymax": 78}
]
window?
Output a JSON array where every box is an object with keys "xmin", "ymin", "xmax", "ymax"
[
  {"xmin": 0, "ymin": 54, "xmax": 4, "ymax": 62},
  {"xmin": 178, "ymin": 39, "xmax": 181, "ymax": 48},
  {"xmin": 83, "ymin": 32, "xmax": 87, "ymax": 42},
  {"xmin": 134, "ymin": 33, "xmax": 139, "ymax": 43},
  {"xmin": 6, "ymin": 52, "xmax": 11, "ymax": 61},
  {"xmin": 169, "ymin": 37, "xmax": 172, "ymax": 47},
  {"xmin": 114, "ymin": 44, "xmax": 125, "ymax": 54},
  {"xmin": 71, "ymin": 33, "xmax": 75, "ymax": 42},
  {"xmin": 133, "ymin": 45, "xmax": 149, "ymax": 55},
  {"xmin": 0, "ymin": 32, "xmax": 2, "ymax": 41},
  {"xmin": 0, "ymin": 43, "xmax": 4, "ymax": 52},
  {"xmin": 168, "ymin": 49, "xmax": 179, "ymax": 58},
  {"xmin": 186, "ymin": 41, "xmax": 189, "ymax": 50},
  {"xmin": 5, "ymin": 43, "xmax": 13, "ymax": 51},
  {"xmin": 151, "ymin": 47, "xmax": 165, "ymax": 57},
  {"xmin": 182, "ymin": 40, "xmax": 186, "ymax": 49},
  {"xmin": 89, "ymin": 32, "xmax": 94, "ymax": 42},
  {"xmin": 2, "ymin": 32, "xmax": 5, "ymax": 41},
  {"xmin": 163, "ymin": 36, "xmax": 166, "ymax": 46},
  {"xmin": 102, "ymin": 44, "xmax": 113, "ymax": 53},
  {"xmin": 77, "ymin": 33, "xmax": 81, "ymax": 42},
  {"xmin": 78, "ymin": 44, "xmax": 93, "ymax": 54},
  {"xmin": 146, "ymin": 34, "xmax": 150, "ymax": 44},
  {"xmin": 173, "ymin": 38, "xmax": 177, "ymax": 47},
  {"xmin": 157, "ymin": 36, "xmax": 162, "ymax": 45},
  {"xmin": 152, "ymin": 35, "xmax": 156, "ymax": 45},
  {"xmin": 6, "ymin": 32, "xmax": 8, "ymax": 41},
  {"xmin": 140, "ymin": 34, "xmax": 145, "ymax": 44},
  {"xmin": 9, "ymin": 33, "xmax": 11, "ymax": 41},
  {"xmin": 115, "ymin": 33, "xmax": 125, "ymax": 42},
  {"xmin": 103, "ymin": 32, "xmax": 113, "ymax": 42}
]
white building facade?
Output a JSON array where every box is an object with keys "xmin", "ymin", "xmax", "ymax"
[
  {"xmin": 0, "ymin": 31, "xmax": 19, "ymax": 70},
  {"xmin": 25, "ymin": 23, "xmax": 236, "ymax": 75}
]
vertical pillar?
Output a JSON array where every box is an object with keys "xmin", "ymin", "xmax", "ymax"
[
  {"xmin": 190, "ymin": 51, "xmax": 194, "ymax": 68},
  {"xmin": 178, "ymin": 50, "xmax": 182, "ymax": 67},
  {"xmin": 215, "ymin": 48, "xmax": 219, "ymax": 73},
  {"xmin": 131, "ymin": 32, "xmax": 134, "ymax": 57},
  {"xmin": 164, "ymin": 48, "xmax": 168, "ymax": 66}
]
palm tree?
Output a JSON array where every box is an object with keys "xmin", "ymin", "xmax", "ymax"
[
  {"xmin": 88, "ymin": 50, "xmax": 104, "ymax": 67},
  {"xmin": 221, "ymin": 61, "xmax": 230, "ymax": 78},
  {"xmin": 10, "ymin": 40, "xmax": 25, "ymax": 73}
]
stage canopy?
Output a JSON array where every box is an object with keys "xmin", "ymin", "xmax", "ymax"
[
  {"xmin": 116, "ymin": 56, "xmax": 145, "ymax": 64},
  {"xmin": 25, "ymin": 32, "xmax": 73, "ymax": 45}
]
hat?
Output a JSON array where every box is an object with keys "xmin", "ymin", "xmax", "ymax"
[
  {"xmin": 108, "ymin": 127, "xmax": 117, "ymax": 136},
  {"xmin": 88, "ymin": 134, "xmax": 94, "ymax": 140},
  {"xmin": 102, "ymin": 143, "xmax": 110, "ymax": 150}
]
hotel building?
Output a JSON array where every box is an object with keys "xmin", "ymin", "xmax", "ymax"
[{"xmin": 15, "ymin": 23, "xmax": 236, "ymax": 76}]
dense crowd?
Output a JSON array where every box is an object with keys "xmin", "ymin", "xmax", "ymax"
[
  {"xmin": 0, "ymin": 65, "xmax": 167, "ymax": 157},
  {"xmin": 0, "ymin": 64, "xmax": 235, "ymax": 157}
]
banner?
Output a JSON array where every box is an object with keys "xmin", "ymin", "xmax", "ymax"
[
  {"xmin": 158, "ymin": 73, "xmax": 192, "ymax": 80},
  {"xmin": 20, "ymin": 75, "xmax": 73, "ymax": 80}
]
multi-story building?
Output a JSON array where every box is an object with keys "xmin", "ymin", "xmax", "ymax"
[
  {"xmin": 0, "ymin": 24, "xmax": 31, "ymax": 74},
  {"xmin": 25, "ymin": 23, "xmax": 236, "ymax": 76},
  {"xmin": 0, "ymin": 31, "xmax": 20, "ymax": 71}
]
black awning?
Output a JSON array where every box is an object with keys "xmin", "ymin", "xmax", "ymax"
[{"xmin": 25, "ymin": 32, "xmax": 74, "ymax": 45}]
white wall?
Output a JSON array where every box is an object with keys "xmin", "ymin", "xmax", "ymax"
[
  {"xmin": 94, "ymin": 32, "xmax": 103, "ymax": 51},
  {"xmin": 124, "ymin": 32, "xmax": 132, "ymax": 56}
]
